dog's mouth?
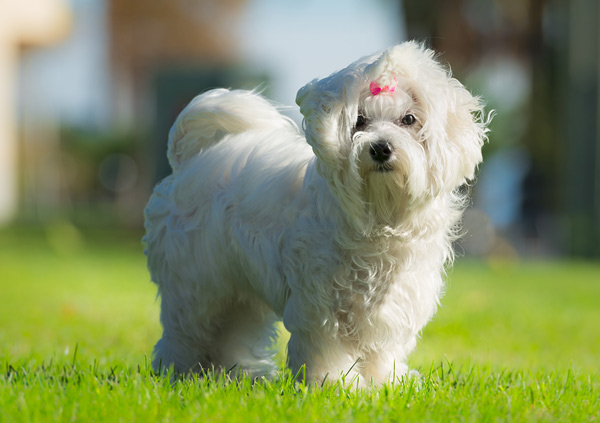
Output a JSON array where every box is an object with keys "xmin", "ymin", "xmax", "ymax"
[{"xmin": 375, "ymin": 163, "xmax": 394, "ymax": 173}]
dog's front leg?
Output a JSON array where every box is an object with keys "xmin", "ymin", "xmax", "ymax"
[
  {"xmin": 283, "ymin": 295, "xmax": 361, "ymax": 386},
  {"xmin": 360, "ymin": 336, "xmax": 417, "ymax": 385},
  {"xmin": 286, "ymin": 330, "xmax": 362, "ymax": 387}
]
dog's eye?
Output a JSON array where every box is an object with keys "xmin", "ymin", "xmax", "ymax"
[
  {"xmin": 356, "ymin": 114, "xmax": 366, "ymax": 129},
  {"xmin": 401, "ymin": 114, "xmax": 416, "ymax": 126}
]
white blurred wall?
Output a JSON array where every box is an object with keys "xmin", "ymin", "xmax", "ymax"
[{"xmin": 0, "ymin": 0, "xmax": 71, "ymax": 224}]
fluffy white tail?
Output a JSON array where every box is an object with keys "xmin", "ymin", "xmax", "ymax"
[{"xmin": 167, "ymin": 89, "xmax": 295, "ymax": 171}]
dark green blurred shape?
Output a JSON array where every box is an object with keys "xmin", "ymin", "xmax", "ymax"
[{"xmin": 151, "ymin": 66, "xmax": 270, "ymax": 185}]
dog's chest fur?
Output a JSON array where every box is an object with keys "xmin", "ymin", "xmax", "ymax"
[{"xmin": 327, "ymin": 232, "xmax": 441, "ymax": 346}]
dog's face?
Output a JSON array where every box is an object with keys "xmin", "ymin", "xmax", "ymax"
[{"xmin": 297, "ymin": 42, "xmax": 489, "ymax": 230}]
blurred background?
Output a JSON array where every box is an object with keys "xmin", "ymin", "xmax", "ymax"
[{"xmin": 1, "ymin": 0, "xmax": 599, "ymax": 259}]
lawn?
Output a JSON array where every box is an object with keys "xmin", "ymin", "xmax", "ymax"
[{"xmin": 1, "ymin": 224, "xmax": 599, "ymax": 422}]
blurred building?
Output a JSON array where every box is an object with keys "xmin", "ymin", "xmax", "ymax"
[
  {"xmin": 106, "ymin": 0, "xmax": 257, "ymax": 216},
  {"xmin": 108, "ymin": 0, "xmax": 247, "ymax": 128}
]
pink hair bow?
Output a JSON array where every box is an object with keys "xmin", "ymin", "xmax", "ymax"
[{"xmin": 370, "ymin": 77, "xmax": 397, "ymax": 96}]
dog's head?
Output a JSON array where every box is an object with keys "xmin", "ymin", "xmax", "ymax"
[{"xmin": 296, "ymin": 42, "xmax": 490, "ymax": 231}]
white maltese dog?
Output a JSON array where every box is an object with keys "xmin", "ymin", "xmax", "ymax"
[{"xmin": 144, "ymin": 41, "xmax": 489, "ymax": 386}]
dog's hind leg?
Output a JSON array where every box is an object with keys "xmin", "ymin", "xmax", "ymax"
[
  {"xmin": 152, "ymin": 310, "xmax": 221, "ymax": 376},
  {"xmin": 211, "ymin": 298, "xmax": 279, "ymax": 379},
  {"xmin": 152, "ymin": 328, "xmax": 215, "ymax": 376},
  {"xmin": 152, "ymin": 284, "xmax": 237, "ymax": 376}
]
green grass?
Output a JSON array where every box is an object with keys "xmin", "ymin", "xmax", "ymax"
[{"xmin": 1, "ymin": 225, "xmax": 599, "ymax": 422}]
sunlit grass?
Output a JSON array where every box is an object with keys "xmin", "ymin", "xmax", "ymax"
[
  {"xmin": 415, "ymin": 260, "xmax": 600, "ymax": 372},
  {"xmin": 1, "ymin": 225, "xmax": 599, "ymax": 422},
  {"xmin": 0, "ymin": 225, "xmax": 159, "ymax": 365},
  {"xmin": 2, "ymin": 359, "xmax": 598, "ymax": 423}
]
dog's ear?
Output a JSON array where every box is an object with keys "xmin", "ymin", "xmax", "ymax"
[
  {"xmin": 295, "ymin": 77, "xmax": 348, "ymax": 167},
  {"xmin": 445, "ymin": 83, "xmax": 490, "ymax": 182},
  {"xmin": 424, "ymin": 75, "xmax": 491, "ymax": 194},
  {"xmin": 296, "ymin": 78, "xmax": 344, "ymax": 121},
  {"xmin": 296, "ymin": 73, "xmax": 371, "ymax": 232},
  {"xmin": 296, "ymin": 79, "xmax": 317, "ymax": 120}
]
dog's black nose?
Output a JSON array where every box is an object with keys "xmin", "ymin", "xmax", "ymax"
[{"xmin": 369, "ymin": 141, "xmax": 393, "ymax": 163}]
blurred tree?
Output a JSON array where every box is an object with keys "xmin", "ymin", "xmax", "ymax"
[
  {"xmin": 151, "ymin": 67, "xmax": 269, "ymax": 184},
  {"xmin": 404, "ymin": 0, "xmax": 600, "ymax": 257},
  {"xmin": 564, "ymin": 0, "xmax": 600, "ymax": 257}
]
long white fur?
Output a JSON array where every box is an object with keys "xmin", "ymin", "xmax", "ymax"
[{"xmin": 143, "ymin": 41, "xmax": 490, "ymax": 386}]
